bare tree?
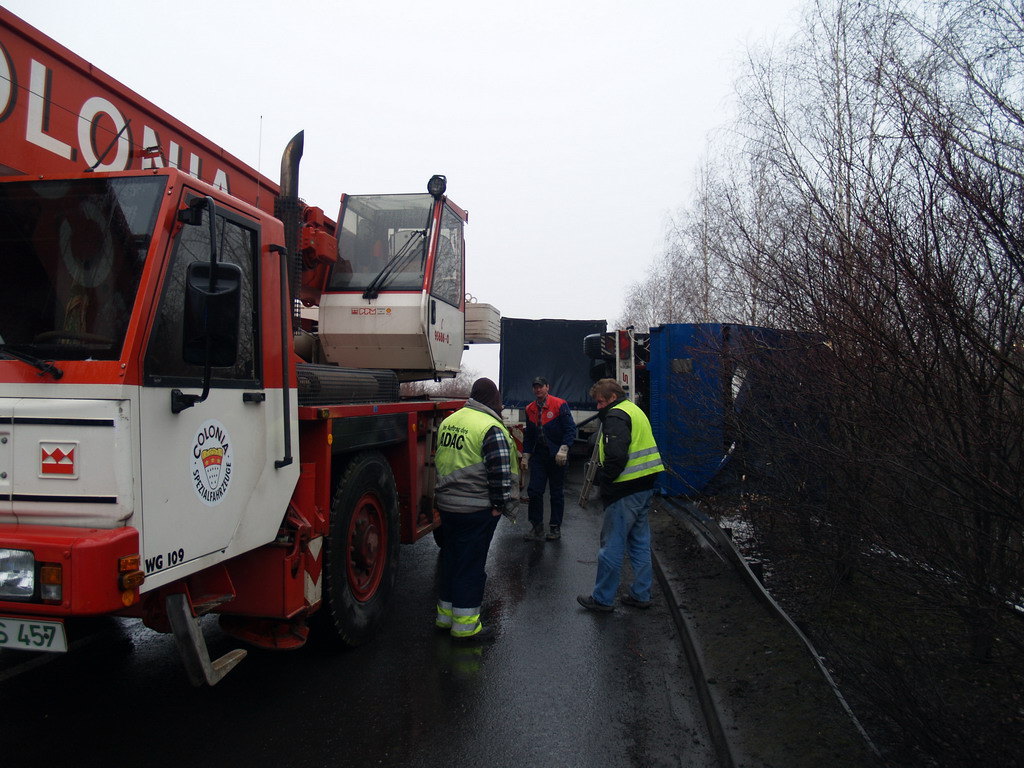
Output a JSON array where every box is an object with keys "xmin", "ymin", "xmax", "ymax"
[
  {"xmin": 400, "ymin": 367, "xmax": 477, "ymax": 399},
  {"xmin": 657, "ymin": 1, "xmax": 1024, "ymax": 763},
  {"xmin": 619, "ymin": 165, "xmax": 763, "ymax": 328}
]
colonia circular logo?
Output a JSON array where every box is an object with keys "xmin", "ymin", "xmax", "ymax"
[{"xmin": 191, "ymin": 419, "xmax": 233, "ymax": 506}]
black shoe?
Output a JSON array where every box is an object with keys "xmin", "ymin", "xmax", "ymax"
[
  {"xmin": 451, "ymin": 625, "xmax": 495, "ymax": 643},
  {"xmin": 577, "ymin": 594, "xmax": 614, "ymax": 612},
  {"xmin": 523, "ymin": 526, "xmax": 545, "ymax": 542},
  {"xmin": 546, "ymin": 526, "xmax": 561, "ymax": 540},
  {"xmin": 620, "ymin": 593, "xmax": 652, "ymax": 609}
]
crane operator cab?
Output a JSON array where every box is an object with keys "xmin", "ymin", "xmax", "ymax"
[{"xmin": 316, "ymin": 175, "xmax": 466, "ymax": 382}]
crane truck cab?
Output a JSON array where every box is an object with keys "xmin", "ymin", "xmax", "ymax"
[
  {"xmin": 316, "ymin": 175, "xmax": 469, "ymax": 380},
  {"xmin": 0, "ymin": 166, "xmax": 299, "ymax": 623}
]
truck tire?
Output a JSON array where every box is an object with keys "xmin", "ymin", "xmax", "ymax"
[{"xmin": 320, "ymin": 451, "xmax": 400, "ymax": 646}]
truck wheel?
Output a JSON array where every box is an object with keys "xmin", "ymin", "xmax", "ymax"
[{"xmin": 321, "ymin": 451, "xmax": 400, "ymax": 646}]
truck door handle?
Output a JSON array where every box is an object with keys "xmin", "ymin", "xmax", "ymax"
[{"xmin": 242, "ymin": 392, "xmax": 266, "ymax": 404}]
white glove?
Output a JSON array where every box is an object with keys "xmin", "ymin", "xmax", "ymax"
[
  {"xmin": 520, "ymin": 453, "xmax": 531, "ymax": 471},
  {"xmin": 555, "ymin": 445, "xmax": 569, "ymax": 466}
]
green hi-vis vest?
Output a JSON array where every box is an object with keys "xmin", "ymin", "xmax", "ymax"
[
  {"xmin": 434, "ymin": 405, "xmax": 520, "ymax": 513},
  {"xmin": 599, "ymin": 399, "xmax": 664, "ymax": 482}
]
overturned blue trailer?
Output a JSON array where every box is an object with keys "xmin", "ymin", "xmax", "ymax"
[{"xmin": 589, "ymin": 323, "xmax": 826, "ymax": 498}]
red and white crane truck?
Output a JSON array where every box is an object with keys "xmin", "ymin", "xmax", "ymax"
[{"xmin": 0, "ymin": 8, "xmax": 501, "ymax": 685}]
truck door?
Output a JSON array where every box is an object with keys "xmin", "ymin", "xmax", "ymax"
[
  {"xmin": 424, "ymin": 204, "xmax": 465, "ymax": 373},
  {"xmin": 136, "ymin": 195, "xmax": 290, "ymax": 588}
]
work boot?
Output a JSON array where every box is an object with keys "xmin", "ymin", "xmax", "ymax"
[
  {"xmin": 620, "ymin": 593, "xmax": 652, "ymax": 609},
  {"xmin": 523, "ymin": 525, "xmax": 545, "ymax": 542},
  {"xmin": 577, "ymin": 594, "xmax": 614, "ymax": 612},
  {"xmin": 451, "ymin": 624, "xmax": 496, "ymax": 644},
  {"xmin": 546, "ymin": 526, "xmax": 561, "ymax": 540}
]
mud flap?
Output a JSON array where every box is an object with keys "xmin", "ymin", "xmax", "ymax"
[{"xmin": 166, "ymin": 593, "xmax": 247, "ymax": 686}]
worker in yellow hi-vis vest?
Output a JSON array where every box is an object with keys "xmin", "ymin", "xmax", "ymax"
[
  {"xmin": 577, "ymin": 378, "xmax": 664, "ymax": 613},
  {"xmin": 434, "ymin": 378, "xmax": 519, "ymax": 642}
]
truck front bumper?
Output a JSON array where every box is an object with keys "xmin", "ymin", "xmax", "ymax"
[{"xmin": 0, "ymin": 524, "xmax": 140, "ymax": 616}]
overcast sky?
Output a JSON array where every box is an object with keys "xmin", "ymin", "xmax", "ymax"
[{"xmin": 4, "ymin": 0, "xmax": 801, "ymax": 381}]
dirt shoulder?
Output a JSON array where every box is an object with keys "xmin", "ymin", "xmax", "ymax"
[{"xmin": 650, "ymin": 504, "xmax": 881, "ymax": 768}]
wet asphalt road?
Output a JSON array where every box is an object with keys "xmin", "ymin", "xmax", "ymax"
[{"xmin": 0, "ymin": 469, "xmax": 714, "ymax": 768}]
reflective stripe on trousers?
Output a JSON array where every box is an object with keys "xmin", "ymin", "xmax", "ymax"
[
  {"xmin": 436, "ymin": 600, "xmax": 454, "ymax": 629},
  {"xmin": 451, "ymin": 606, "xmax": 483, "ymax": 638}
]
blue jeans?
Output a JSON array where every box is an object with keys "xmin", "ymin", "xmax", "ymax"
[{"xmin": 591, "ymin": 489, "xmax": 654, "ymax": 605}]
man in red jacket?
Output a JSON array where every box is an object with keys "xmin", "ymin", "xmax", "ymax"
[{"xmin": 521, "ymin": 376, "xmax": 577, "ymax": 541}]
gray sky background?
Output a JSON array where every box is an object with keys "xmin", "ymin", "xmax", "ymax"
[{"xmin": 5, "ymin": 0, "xmax": 801, "ymax": 381}]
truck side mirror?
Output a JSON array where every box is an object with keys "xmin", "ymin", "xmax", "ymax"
[{"xmin": 182, "ymin": 261, "xmax": 242, "ymax": 367}]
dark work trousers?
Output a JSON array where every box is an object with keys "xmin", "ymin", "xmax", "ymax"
[
  {"xmin": 527, "ymin": 454, "xmax": 566, "ymax": 529},
  {"xmin": 438, "ymin": 507, "xmax": 501, "ymax": 610}
]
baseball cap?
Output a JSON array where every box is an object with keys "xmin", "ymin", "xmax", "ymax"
[{"xmin": 532, "ymin": 376, "xmax": 548, "ymax": 387}]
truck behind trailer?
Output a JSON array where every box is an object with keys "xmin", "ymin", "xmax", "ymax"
[{"xmin": 498, "ymin": 316, "xmax": 608, "ymax": 445}]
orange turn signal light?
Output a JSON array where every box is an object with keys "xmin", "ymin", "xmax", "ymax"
[
  {"xmin": 119, "ymin": 570, "xmax": 145, "ymax": 590},
  {"xmin": 40, "ymin": 563, "xmax": 63, "ymax": 602},
  {"xmin": 40, "ymin": 565, "xmax": 62, "ymax": 585},
  {"xmin": 118, "ymin": 555, "xmax": 144, "ymax": 593}
]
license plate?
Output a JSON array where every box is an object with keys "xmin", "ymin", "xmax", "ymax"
[{"xmin": 0, "ymin": 616, "xmax": 68, "ymax": 652}]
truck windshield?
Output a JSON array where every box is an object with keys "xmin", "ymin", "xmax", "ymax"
[
  {"xmin": 330, "ymin": 193, "xmax": 435, "ymax": 292},
  {"xmin": 0, "ymin": 176, "xmax": 164, "ymax": 360}
]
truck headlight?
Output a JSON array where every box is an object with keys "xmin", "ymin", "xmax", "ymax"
[{"xmin": 0, "ymin": 549, "xmax": 35, "ymax": 599}]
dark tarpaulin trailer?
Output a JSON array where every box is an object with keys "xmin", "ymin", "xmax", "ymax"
[{"xmin": 499, "ymin": 317, "xmax": 607, "ymax": 411}]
